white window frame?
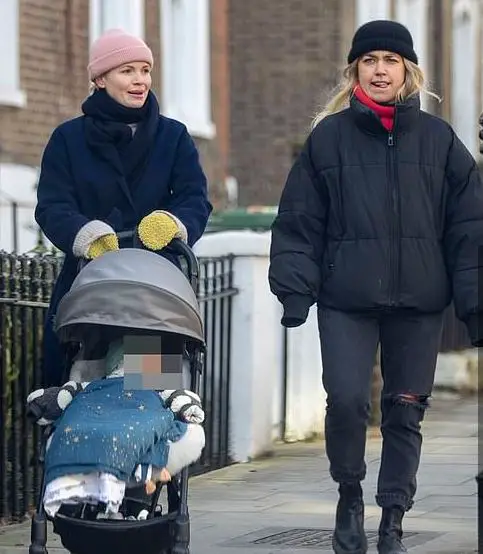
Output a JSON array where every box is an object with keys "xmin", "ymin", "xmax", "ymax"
[
  {"xmin": 160, "ymin": 0, "xmax": 216, "ymax": 139},
  {"xmin": 355, "ymin": 0, "xmax": 390, "ymax": 27},
  {"xmin": 451, "ymin": 0, "xmax": 478, "ymax": 157},
  {"xmin": 0, "ymin": 0, "xmax": 26, "ymax": 108},
  {"xmin": 395, "ymin": 0, "xmax": 429, "ymax": 110},
  {"xmin": 89, "ymin": 0, "xmax": 145, "ymax": 43}
]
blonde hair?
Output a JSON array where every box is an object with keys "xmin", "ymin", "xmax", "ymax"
[{"xmin": 312, "ymin": 58, "xmax": 441, "ymax": 129}]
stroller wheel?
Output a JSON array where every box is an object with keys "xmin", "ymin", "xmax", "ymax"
[
  {"xmin": 28, "ymin": 547, "xmax": 48, "ymax": 554},
  {"xmin": 169, "ymin": 546, "xmax": 189, "ymax": 554},
  {"xmin": 29, "ymin": 512, "xmax": 48, "ymax": 554},
  {"xmin": 169, "ymin": 512, "xmax": 190, "ymax": 554}
]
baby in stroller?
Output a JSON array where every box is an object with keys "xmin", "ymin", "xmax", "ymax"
[{"xmin": 27, "ymin": 331, "xmax": 206, "ymax": 521}]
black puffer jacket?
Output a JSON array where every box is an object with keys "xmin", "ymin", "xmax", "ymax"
[{"xmin": 268, "ymin": 94, "xmax": 483, "ymax": 344}]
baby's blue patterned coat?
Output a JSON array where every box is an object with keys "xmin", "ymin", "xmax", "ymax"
[{"xmin": 44, "ymin": 377, "xmax": 188, "ymax": 486}]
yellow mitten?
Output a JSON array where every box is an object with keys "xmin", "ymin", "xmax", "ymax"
[
  {"xmin": 137, "ymin": 211, "xmax": 181, "ymax": 251},
  {"xmin": 86, "ymin": 233, "xmax": 119, "ymax": 259}
]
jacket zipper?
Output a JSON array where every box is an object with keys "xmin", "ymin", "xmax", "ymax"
[{"xmin": 387, "ymin": 128, "xmax": 399, "ymax": 306}]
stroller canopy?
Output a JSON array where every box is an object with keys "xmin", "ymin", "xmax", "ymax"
[{"xmin": 55, "ymin": 249, "xmax": 204, "ymax": 344}]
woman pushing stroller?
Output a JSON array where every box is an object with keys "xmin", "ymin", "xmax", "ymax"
[{"xmin": 35, "ymin": 28, "xmax": 212, "ymax": 387}]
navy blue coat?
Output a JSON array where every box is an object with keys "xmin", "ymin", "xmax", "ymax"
[{"xmin": 35, "ymin": 114, "xmax": 212, "ymax": 385}]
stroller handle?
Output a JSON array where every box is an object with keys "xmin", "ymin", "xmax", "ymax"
[
  {"xmin": 118, "ymin": 229, "xmax": 199, "ymax": 291},
  {"xmin": 77, "ymin": 229, "xmax": 199, "ymax": 291}
]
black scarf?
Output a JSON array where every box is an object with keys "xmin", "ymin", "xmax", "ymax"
[{"xmin": 81, "ymin": 89, "xmax": 159, "ymax": 195}]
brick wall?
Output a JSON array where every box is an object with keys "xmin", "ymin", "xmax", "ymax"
[
  {"xmin": 144, "ymin": 0, "xmax": 162, "ymax": 98},
  {"xmin": 228, "ymin": 0, "xmax": 344, "ymax": 206},
  {"xmin": 0, "ymin": 0, "xmax": 89, "ymax": 167},
  {"xmin": 206, "ymin": 0, "xmax": 230, "ymax": 209}
]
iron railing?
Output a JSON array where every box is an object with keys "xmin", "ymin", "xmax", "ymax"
[
  {"xmin": 192, "ymin": 256, "xmax": 236, "ymax": 475},
  {"xmin": 0, "ymin": 251, "xmax": 237, "ymax": 524}
]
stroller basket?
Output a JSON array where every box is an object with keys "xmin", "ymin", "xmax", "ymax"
[
  {"xmin": 53, "ymin": 512, "xmax": 177, "ymax": 554},
  {"xmin": 28, "ymin": 235, "xmax": 204, "ymax": 554}
]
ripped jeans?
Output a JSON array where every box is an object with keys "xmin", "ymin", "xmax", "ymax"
[{"xmin": 317, "ymin": 307, "xmax": 444, "ymax": 511}]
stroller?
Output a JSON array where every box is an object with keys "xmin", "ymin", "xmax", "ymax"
[{"xmin": 28, "ymin": 232, "xmax": 205, "ymax": 554}]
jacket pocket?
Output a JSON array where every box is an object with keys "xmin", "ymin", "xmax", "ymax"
[{"xmin": 321, "ymin": 241, "xmax": 341, "ymax": 284}]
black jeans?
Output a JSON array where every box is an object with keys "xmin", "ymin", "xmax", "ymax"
[{"xmin": 317, "ymin": 307, "xmax": 444, "ymax": 511}]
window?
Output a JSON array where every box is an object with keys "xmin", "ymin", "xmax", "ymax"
[
  {"xmin": 355, "ymin": 0, "xmax": 390, "ymax": 26},
  {"xmin": 0, "ymin": 0, "xmax": 26, "ymax": 107},
  {"xmin": 160, "ymin": 0, "xmax": 215, "ymax": 139},
  {"xmin": 89, "ymin": 0, "xmax": 145, "ymax": 42},
  {"xmin": 451, "ymin": 0, "xmax": 478, "ymax": 157}
]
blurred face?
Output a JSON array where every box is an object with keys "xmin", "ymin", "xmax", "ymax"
[
  {"xmin": 94, "ymin": 61, "xmax": 152, "ymax": 108},
  {"xmin": 357, "ymin": 50, "xmax": 405, "ymax": 103}
]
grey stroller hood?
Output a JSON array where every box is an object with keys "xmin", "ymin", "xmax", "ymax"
[{"xmin": 55, "ymin": 248, "xmax": 204, "ymax": 344}]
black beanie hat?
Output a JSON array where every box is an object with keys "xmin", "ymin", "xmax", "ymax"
[{"xmin": 347, "ymin": 20, "xmax": 418, "ymax": 65}]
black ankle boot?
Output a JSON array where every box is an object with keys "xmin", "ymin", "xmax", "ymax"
[
  {"xmin": 377, "ymin": 507, "xmax": 407, "ymax": 553},
  {"xmin": 332, "ymin": 483, "xmax": 367, "ymax": 554}
]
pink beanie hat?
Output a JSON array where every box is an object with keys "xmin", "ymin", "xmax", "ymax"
[{"xmin": 88, "ymin": 29, "xmax": 154, "ymax": 80}]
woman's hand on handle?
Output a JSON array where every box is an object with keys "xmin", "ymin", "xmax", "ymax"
[
  {"xmin": 85, "ymin": 233, "xmax": 119, "ymax": 259},
  {"xmin": 137, "ymin": 210, "xmax": 188, "ymax": 251},
  {"xmin": 72, "ymin": 219, "xmax": 119, "ymax": 259}
]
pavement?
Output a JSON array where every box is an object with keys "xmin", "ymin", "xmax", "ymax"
[{"xmin": 0, "ymin": 391, "xmax": 478, "ymax": 553}]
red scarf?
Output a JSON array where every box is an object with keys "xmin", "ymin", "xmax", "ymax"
[{"xmin": 353, "ymin": 84, "xmax": 395, "ymax": 131}]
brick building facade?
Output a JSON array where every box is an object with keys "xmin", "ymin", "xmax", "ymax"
[{"xmin": 227, "ymin": 0, "xmax": 343, "ymax": 206}]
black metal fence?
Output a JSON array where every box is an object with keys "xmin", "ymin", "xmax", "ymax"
[
  {"xmin": 192, "ymin": 256, "xmax": 236, "ymax": 475},
  {"xmin": 0, "ymin": 251, "xmax": 237, "ymax": 524}
]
